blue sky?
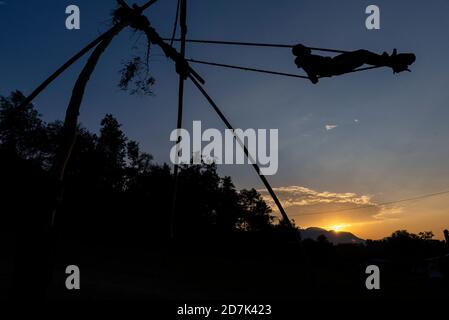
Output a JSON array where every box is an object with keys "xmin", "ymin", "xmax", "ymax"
[{"xmin": 1, "ymin": 1, "xmax": 449, "ymax": 238}]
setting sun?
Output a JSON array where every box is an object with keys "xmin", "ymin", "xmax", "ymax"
[{"xmin": 327, "ymin": 224, "xmax": 351, "ymax": 232}]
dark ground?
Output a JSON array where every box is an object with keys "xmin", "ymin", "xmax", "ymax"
[{"xmin": 2, "ymin": 232, "xmax": 448, "ymax": 302}]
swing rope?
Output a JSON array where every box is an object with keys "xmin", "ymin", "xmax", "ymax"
[
  {"xmin": 187, "ymin": 58, "xmax": 384, "ymax": 80},
  {"xmin": 165, "ymin": 38, "xmax": 351, "ymax": 54}
]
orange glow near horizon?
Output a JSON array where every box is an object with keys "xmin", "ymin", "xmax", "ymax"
[
  {"xmin": 262, "ymin": 186, "xmax": 449, "ymax": 241},
  {"xmin": 325, "ymin": 223, "xmax": 352, "ymax": 232}
]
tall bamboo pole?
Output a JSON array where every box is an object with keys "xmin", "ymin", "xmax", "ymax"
[{"xmin": 170, "ymin": 0, "xmax": 188, "ymax": 239}]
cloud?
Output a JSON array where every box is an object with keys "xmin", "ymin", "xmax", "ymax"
[
  {"xmin": 325, "ymin": 124, "xmax": 338, "ymax": 131},
  {"xmin": 260, "ymin": 185, "xmax": 373, "ymax": 208},
  {"xmin": 0, "ymin": 1, "xmax": 6, "ymax": 5},
  {"xmin": 372, "ymin": 205, "xmax": 403, "ymax": 221},
  {"xmin": 258, "ymin": 185, "xmax": 404, "ymax": 224}
]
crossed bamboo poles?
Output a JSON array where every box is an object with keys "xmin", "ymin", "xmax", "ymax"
[{"xmin": 19, "ymin": 0, "xmax": 296, "ymax": 232}]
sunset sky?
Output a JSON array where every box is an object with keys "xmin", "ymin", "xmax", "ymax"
[{"xmin": 1, "ymin": 0, "xmax": 449, "ymax": 239}]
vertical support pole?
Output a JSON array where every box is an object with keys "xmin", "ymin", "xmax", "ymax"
[{"xmin": 171, "ymin": 0, "xmax": 187, "ymax": 239}]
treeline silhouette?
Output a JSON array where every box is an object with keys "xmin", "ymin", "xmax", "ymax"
[
  {"xmin": 1, "ymin": 90, "xmax": 448, "ymax": 299},
  {"xmin": 0, "ymin": 90, "xmax": 291, "ymax": 299},
  {"xmin": 0, "ymin": 90, "xmax": 281, "ymax": 242}
]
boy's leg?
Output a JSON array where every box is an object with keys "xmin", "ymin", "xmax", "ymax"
[
  {"xmin": 331, "ymin": 50, "xmax": 387, "ymax": 74},
  {"xmin": 353, "ymin": 49, "xmax": 389, "ymax": 66},
  {"xmin": 303, "ymin": 68, "xmax": 319, "ymax": 84}
]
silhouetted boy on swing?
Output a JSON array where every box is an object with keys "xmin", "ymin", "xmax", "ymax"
[{"xmin": 292, "ymin": 44, "xmax": 416, "ymax": 84}]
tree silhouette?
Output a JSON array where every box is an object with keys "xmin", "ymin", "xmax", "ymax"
[
  {"xmin": 0, "ymin": 91, "xmax": 47, "ymax": 161},
  {"xmin": 96, "ymin": 114, "xmax": 128, "ymax": 191},
  {"xmin": 216, "ymin": 176, "xmax": 241, "ymax": 234},
  {"xmin": 239, "ymin": 188, "xmax": 274, "ymax": 232}
]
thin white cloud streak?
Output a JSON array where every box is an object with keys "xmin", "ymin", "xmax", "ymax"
[
  {"xmin": 260, "ymin": 185, "xmax": 373, "ymax": 208},
  {"xmin": 259, "ymin": 185, "xmax": 404, "ymax": 223}
]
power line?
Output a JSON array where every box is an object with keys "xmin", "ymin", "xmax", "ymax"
[
  {"xmin": 291, "ymin": 189, "xmax": 449, "ymax": 217},
  {"xmin": 164, "ymin": 38, "xmax": 350, "ymax": 54}
]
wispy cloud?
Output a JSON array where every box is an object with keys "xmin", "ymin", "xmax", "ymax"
[
  {"xmin": 372, "ymin": 205, "xmax": 403, "ymax": 221},
  {"xmin": 260, "ymin": 185, "xmax": 373, "ymax": 208},
  {"xmin": 258, "ymin": 185, "xmax": 404, "ymax": 224},
  {"xmin": 0, "ymin": 1, "xmax": 7, "ymax": 5},
  {"xmin": 325, "ymin": 124, "xmax": 338, "ymax": 131}
]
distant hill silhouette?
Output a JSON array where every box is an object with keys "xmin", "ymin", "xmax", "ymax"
[{"xmin": 301, "ymin": 227, "xmax": 365, "ymax": 244}]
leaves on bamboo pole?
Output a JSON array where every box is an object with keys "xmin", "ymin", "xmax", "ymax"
[{"xmin": 118, "ymin": 56, "xmax": 155, "ymax": 96}]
